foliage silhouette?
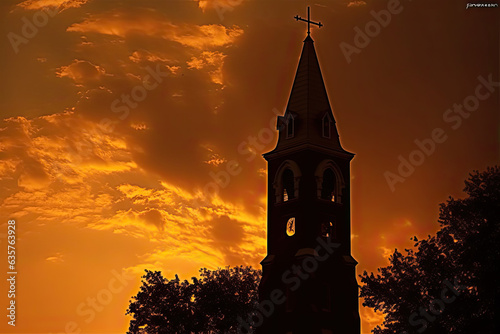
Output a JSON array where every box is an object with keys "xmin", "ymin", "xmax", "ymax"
[
  {"xmin": 360, "ymin": 166, "xmax": 500, "ymax": 334},
  {"xmin": 126, "ymin": 167, "xmax": 499, "ymax": 333},
  {"xmin": 126, "ymin": 266, "xmax": 261, "ymax": 334}
]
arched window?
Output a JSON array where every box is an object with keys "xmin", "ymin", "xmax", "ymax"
[
  {"xmin": 322, "ymin": 114, "xmax": 331, "ymax": 138},
  {"xmin": 315, "ymin": 160, "xmax": 344, "ymax": 203},
  {"xmin": 320, "ymin": 221, "xmax": 335, "ymax": 239},
  {"xmin": 283, "ymin": 168, "xmax": 295, "ymax": 201},
  {"xmin": 321, "ymin": 168, "xmax": 335, "ymax": 201},
  {"xmin": 286, "ymin": 114, "xmax": 294, "ymax": 138},
  {"xmin": 274, "ymin": 160, "xmax": 301, "ymax": 204}
]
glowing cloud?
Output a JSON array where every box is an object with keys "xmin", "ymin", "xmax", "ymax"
[
  {"xmin": 56, "ymin": 59, "xmax": 107, "ymax": 84},
  {"xmin": 188, "ymin": 51, "xmax": 227, "ymax": 85},
  {"xmin": 46, "ymin": 252, "xmax": 65, "ymax": 263},
  {"xmin": 197, "ymin": 0, "xmax": 245, "ymax": 12},
  {"xmin": 17, "ymin": 0, "xmax": 89, "ymax": 11},
  {"xmin": 67, "ymin": 12, "xmax": 243, "ymax": 49},
  {"xmin": 347, "ymin": 1, "xmax": 367, "ymax": 7}
]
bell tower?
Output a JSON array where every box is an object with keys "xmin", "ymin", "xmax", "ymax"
[{"xmin": 257, "ymin": 7, "xmax": 361, "ymax": 334}]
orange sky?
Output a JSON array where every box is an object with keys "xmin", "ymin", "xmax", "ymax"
[{"xmin": 0, "ymin": 0, "xmax": 498, "ymax": 333}]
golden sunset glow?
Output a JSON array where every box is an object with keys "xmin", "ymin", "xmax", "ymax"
[{"xmin": 0, "ymin": 0, "xmax": 498, "ymax": 333}]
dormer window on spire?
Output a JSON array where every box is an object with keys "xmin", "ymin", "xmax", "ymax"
[
  {"xmin": 322, "ymin": 113, "xmax": 332, "ymax": 138},
  {"xmin": 286, "ymin": 113, "xmax": 295, "ymax": 138}
]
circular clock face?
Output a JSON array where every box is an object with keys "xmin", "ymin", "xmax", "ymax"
[{"xmin": 286, "ymin": 217, "xmax": 295, "ymax": 236}]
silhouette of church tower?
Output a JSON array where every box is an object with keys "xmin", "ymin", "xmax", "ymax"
[{"xmin": 257, "ymin": 8, "xmax": 361, "ymax": 334}]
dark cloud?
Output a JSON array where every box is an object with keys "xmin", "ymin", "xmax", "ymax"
[{"xmin": 139, "ymin": 208, "xmax": 165, "ymax": 230}]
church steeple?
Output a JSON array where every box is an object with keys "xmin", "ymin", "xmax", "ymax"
[
  {"xmin": 255, "ymin": 7, "xmax": 360, "ymax": 334},
  {"xmin": 268, "ymin": 33, "xmax": 346, "ymax": 156}
]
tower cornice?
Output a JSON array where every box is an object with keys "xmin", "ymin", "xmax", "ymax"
[{"xmin": 263, "ymin": 142, "xmax": 355, "ymax": 162}]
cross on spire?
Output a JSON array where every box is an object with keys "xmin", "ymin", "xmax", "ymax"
[{"xmin": 294, "ymin": 6, "xmax": 323, "ymax": 36}]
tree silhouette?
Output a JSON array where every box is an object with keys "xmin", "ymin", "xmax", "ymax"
[
  {"xmin": 126, "ymin": 266, "xmax": 261, "ymax": 334},
  {"xmin": 360, "ymin": 166, "xmax": 500, "ymax": 334}
]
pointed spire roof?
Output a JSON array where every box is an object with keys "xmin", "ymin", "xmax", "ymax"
[
  {"xmin": 266, "ymin": 35, "xmax": 350, "ymax": 158},
  {"xmin": 286, "ymin": 35, "xmax": 334, "ymax": 123}
]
